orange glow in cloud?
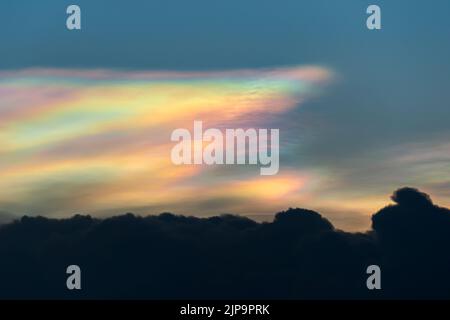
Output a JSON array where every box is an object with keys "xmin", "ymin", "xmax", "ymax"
[{"xmin": 0, "ymin": 66, "xmax": 332, "ymax": 218}]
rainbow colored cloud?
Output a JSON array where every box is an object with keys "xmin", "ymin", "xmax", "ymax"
[{"xmin": 0, "ymin": 66, "xmax": 332, "ymax": 219}]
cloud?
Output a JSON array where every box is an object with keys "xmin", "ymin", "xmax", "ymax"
[
  {"xmin": 372, "ymin": 187, "xmax": 450, "ymax": 298},
  {"xmin": 0, "ymin": 66, "xmax": 332, "ymax": 220}
]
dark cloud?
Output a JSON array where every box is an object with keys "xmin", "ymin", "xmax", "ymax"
[
  {"xmin": 0, "ymin": 187, "xmax": 449, "ymax": 299},
  {"xmin": 372, "ymin": 187, "xmax": 450, "ymax": 298}
]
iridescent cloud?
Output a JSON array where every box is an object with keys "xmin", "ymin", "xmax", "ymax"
[{"xmin": 0, "ymin": 66, "xmax": 332, "ymax": 221}]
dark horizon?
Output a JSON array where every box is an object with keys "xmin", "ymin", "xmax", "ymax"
[
  {"xmin": 0, "ymin": 185, "xmax": 444, "ymax": 232},
  {"xmin": 1, "ymin": 186, "xmax": 449, "ymax": 299}
]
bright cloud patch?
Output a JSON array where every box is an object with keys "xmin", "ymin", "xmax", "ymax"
[{"xmin": 0, "ymin": 66, "xmax": 332, "ymax": 218}]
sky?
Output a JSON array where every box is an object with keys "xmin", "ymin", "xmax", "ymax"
[{"xmin": 1, "ymin": 0, "xmax": 450, "ymax": 230}]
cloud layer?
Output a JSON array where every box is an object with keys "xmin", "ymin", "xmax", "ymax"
[{"xmin": 0, "ymin": 67, "xmax": 332, "ymax": 221}]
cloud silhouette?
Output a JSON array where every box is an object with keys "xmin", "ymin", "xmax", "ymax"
[
  {"xmin": 372, "ymin": 187, "xmax": 450, "ymax": 298},
  {"xmin": 0, "ymin": 187, "xmax": 449, "ymax": 299}
]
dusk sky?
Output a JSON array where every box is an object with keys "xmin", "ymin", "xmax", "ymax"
[{"xmin": 1, "ymin": 0, "xmax": 450, "ymax": 230}]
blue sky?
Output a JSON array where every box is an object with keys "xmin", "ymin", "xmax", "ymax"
[{"xmin": 1, "ymin": 0, "xmax": 450, "ymax": 230}]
